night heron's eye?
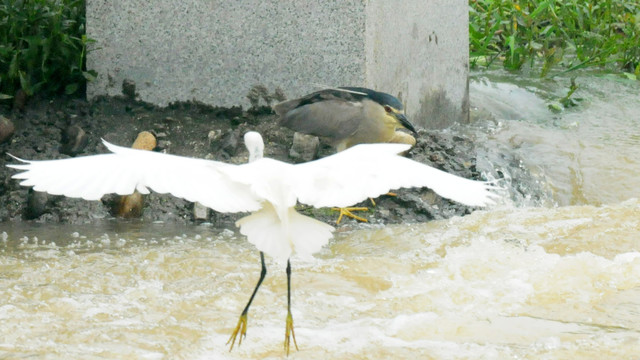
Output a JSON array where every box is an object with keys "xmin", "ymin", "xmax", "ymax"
[{"xmin": 384, "ymin": 105, "xmax": 392, "ymax": 113}]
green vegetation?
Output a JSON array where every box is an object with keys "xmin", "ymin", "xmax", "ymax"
[
  {"xmin": 0, "ymin": 0, "xmax": 94, "ymax": 100},
  {"xmin": 470, "ymin": 0, "xmax": 640, "ymax": 78}
]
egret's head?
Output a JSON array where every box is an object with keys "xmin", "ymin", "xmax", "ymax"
[{"xmin": 244, "ymin": 131, "xmax": 264, "ymax": 162}]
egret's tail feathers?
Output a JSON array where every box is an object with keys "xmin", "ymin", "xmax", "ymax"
[
  {"xmin": 288, "ymin": 209, "xmax": 334, "ymax": 258},
  {"xmin": 237, "ymin": 205, "xmax": 291, "ymax": 261},
  {"xmin": 236, "ymin": 205, "xmax": 334, "ymax": 262}
]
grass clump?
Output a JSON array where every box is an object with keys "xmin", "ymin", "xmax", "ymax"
[
  {"xmin": 470, "ymin": 0, "xmax": 640, "ymax": 77},
  {"xmin": 0, "ymin": 0, "xmax": 94, "ymax": 100}
]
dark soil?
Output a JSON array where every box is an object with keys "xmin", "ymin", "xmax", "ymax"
[{"xmin": 0, "ymin": 93, "xmax": 507, "ymax": 228}]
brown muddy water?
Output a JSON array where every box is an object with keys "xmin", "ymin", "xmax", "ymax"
[{"xmin": 1, "ymin": 72, "xmax": 639, "ymax": 359}]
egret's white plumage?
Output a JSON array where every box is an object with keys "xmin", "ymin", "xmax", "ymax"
[{"xmin": 8, "ymin": 131, "xmax": 499, "ymax": 261}]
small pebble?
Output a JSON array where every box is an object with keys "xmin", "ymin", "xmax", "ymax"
[
  {"xmin": 0, "ymin": 116, "xmax": 15, "ymax": 144},
  {"xmin": 289, "ymin": 132, "xmax": 319, "ymax": 162},
  {"xmin": 60, "ymin": 125, "xmax": 88, "ymax": 155}
]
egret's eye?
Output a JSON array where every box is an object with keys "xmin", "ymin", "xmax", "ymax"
[{"xmin": 384, "ymin": 105, "xmax": 392, "ymax": 113}]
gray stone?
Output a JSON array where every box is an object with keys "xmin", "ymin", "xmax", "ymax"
[
  {"xmin": 60, "ymin": 125, "xmax": 88, "ymax": 156},
  {"xmin": 207, "ymin": 129, "xmax": 222, "ymax": 144},
  {"xmin": 26, "ymin": 189, "xmax": 48, "ymax": 220},
  {"xmin": 86, "ymin": 0, "xmax": 468, "ymax": 128},
  {"xmin": 289, "ymin": 132, "xmax": 319, "ymax": 162},
  {"xmin": 122, "ymin": 79, "xmax": 137, "ymax": 99},
  {"xmin": 0, "ymin": 116, "xmax": 15, "ymax": 144},
  {"xmin": 211, "ymin": 129, "xmax": 241, "ymax": 157},
  {"xmin": 193, "ymin": 202, "xmax": 209, "ymax": 220}
]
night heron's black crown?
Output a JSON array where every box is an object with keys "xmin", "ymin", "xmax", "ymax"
[{"xmin": 339, "ymin": 87, "xmax": 404, "ymax": 111}]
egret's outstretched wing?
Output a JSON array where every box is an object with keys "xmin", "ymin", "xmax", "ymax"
[
  {"xmin": 8, "ymin": 140, "xmax": 262, "ymax": 213},
  {"xmin": 290, "ymin": 143, "xmax": 500, "ymax": 208}
]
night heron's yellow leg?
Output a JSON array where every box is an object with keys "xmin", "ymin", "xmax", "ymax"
[
  {"xmin": 369, "ymin": 192, "xmax": 397, "ymax": 207},
  {"xmin": 333, "ymin": 192, "xmax": 397, "ymax": 224},
  {"xmin": 227, "ymin": 252, "xmax": 267, "ymax": 351},
  {"xmin": 332, "ymin": 207, "xmax": 369, "ymax": 224},
  {"xmin": 284, "ymin": 259, "xmax": 299, "ymax": 356}
]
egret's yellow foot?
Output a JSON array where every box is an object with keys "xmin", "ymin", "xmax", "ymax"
[
  {"xmin": 284, "ymin": 311, "xmax": 298, "ymax": 356},
  {"xmin": 227, "ymin": 312, "xmax": 248, "ymax": 351},
  {"xmin": 332, "ymin": 207, "xmax": 369, "ymax": 224},
  {"xmin": 227, "ymin": 252, "xmax": 266, "ymax": 352}
]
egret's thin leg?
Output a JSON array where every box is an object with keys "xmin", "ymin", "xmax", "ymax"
[
  {"xmin": 284, "ymin": 259, "xmax": 299, "ymax": 355},
  {"xmin": 227, "ymin": 252, "xmax": 267, "ymax": 351}
]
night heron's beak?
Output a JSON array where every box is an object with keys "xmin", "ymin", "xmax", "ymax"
[{"xmin": 396, "ymin": 113, "xmax": 417, "ymax": 135}]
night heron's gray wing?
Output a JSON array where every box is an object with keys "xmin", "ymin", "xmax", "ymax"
[
  {"xmin": 273, "ymin": 88, "xmax": 366, "ymax": 116},
  {"xmin": 276, "ymin": 89, "xmax": 368, "ymax": 142}
]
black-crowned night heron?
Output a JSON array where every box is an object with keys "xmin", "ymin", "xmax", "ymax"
[
  {"xmin": 7, "ymin": 131, "xmax": 499, "ymax": 355},
  {"xmin": 276, "ymin": 87, "xmax": 419, "ymax": 223},
  {"xmin": 276, "ymin": 87, "xmax": 418, "ymax": 151}
]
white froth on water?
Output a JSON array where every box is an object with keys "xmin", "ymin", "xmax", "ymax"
[{"xmin": 1, "ymin": 200, "xmax": 638, "ymax": 359}]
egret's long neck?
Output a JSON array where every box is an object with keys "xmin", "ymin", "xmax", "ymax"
[{"xmin": 249, "ymin": 148, "xmax": 263, "ymax": 163}]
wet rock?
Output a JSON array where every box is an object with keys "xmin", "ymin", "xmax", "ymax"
[
  {"xmin": 60, "ymin": 125, "xmax": 89, "ymax": 155},
  {"xmin": 0, "ymin": 116, "xmax": 15, "ymax": 144},
  {"xmin": 0, "ymin": 94, "xmax": 529, "ymax": 225},
  {"xmin": 26, "ymin": 189, "xmax": 48, "ymax": 219},
  {"xmin": 115, "ymin": 192, "xmax": 144, "ymax": 218},
  {"xmin": 131, "ymin": 130, "xmax": 157, "ymax": 150},
  {"xmin": 157, "ymin": 140, "xmax": 172, "ymax": 150},
  {"xmin": 122, "ymin": 79, "xmax": 137, "ymax": 99},
  {"xmin": 212, "ymin": 129, "xmax": 241, "ymax": 158},
  {"xmin": 289, "ymin": 132, "xmax": 319, "ymax": 162},
  {"xmin": 193, "ymin": 202, "xmax": 209, "ymax": 220},
  {"xmin": 207, "ymin": 129, "xmax": 222, "ymax": 145}
]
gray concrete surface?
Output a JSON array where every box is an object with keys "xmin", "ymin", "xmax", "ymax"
[{"xmin": 87, "ymin": 0, "xmax": 468, "ymax": 128}]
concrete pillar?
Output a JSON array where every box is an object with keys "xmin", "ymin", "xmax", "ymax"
[{"xmin": 87, "ymin": 0, "xmax": 468, "ymax": 128}]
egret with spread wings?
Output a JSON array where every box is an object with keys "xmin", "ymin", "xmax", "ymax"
[{"xmin": 7, "ymin": 131, "xmax": 500, "ymax": 355}]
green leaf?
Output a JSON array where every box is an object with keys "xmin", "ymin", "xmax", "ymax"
[
  {"xmin": 65, "ymin": 82, "xmax": 79, "ymax": 94},
  {"xmin": 82, "ymin": 71, "xmax": 97, "ymax": 82},
  {"xmin": 530, "ymin": 1, "xmax": 550, "ymax": 19},
  {"xmin": 9, "ymin": 52, "xmax": 19, "ymax": 78},
  {"xmin": 548, "ymin": 102, "xmax": 563, "ymax": 113},
  {"xmin": 0, "ymin": 93, "xmax": 13, "ymax": 100},
  {"xmin": 18, "ymin": 71, "xmax": 33, "ymax": 96}
]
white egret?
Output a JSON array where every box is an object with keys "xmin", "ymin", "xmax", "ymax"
[{"xmin": 7, "ymin": 131, "xmax": 500, "ymax": 355}]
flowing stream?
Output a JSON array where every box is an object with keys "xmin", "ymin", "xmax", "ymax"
[{"xmin": 1, "ymin": 71, "xmax": 639, "ymax": 359}]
